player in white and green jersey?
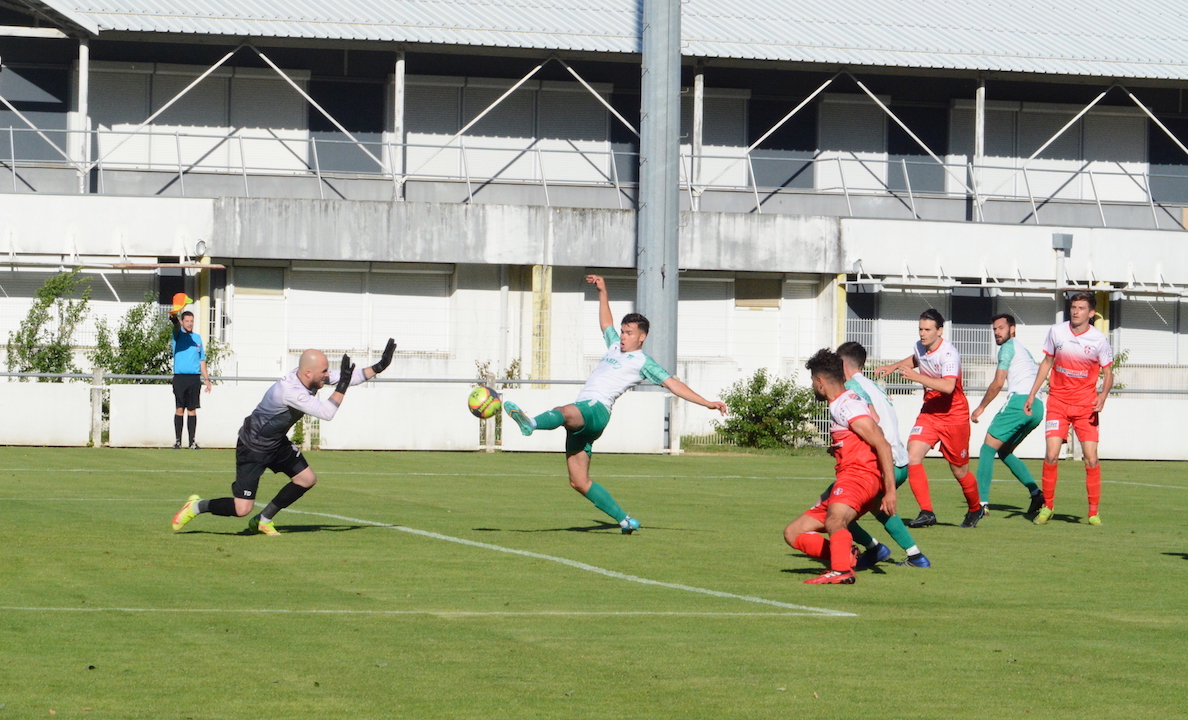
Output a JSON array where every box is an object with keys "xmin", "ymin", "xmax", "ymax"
[
  {"xmin": 970, "ymin": 314, "xmax": 1045, "ymax": 517},
  {"xmin": 504, "ymin": 275, "xmax": 727, "ymax": 534}
]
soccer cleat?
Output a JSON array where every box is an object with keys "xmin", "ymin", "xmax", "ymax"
[
  {"xmin": 854, "ymin": 543, "xmax": 891, "ymax": 571},
  {"xmin": 1087, "ymin": 514, "xmax": 1102, "ymax": 526},
  {"xmin": 248, "ymin": 514, "xmax": 280, "ymax": 536},
  {"xmin": 897, "ymin": 553, "xmax": 932, "ymax": 568},
  {"xmin": 173, "ymin": 440, "xmax": 182, "ymax": 450},
  {"xmin": 188, "ymin": 441, "xmax": 201, "ymax": 450},
  {"xmin": 805, "ymin": 570, "xmax": 856, "ymax": 585},
  {"xmin": 620, "ymin": 516, "xmax": 641, "ymax": 534},
  {"xmin": 503, "ymin": 402, "xmax": 535, "ymax": 436},
  {"xmin": 1034, "ymin": 507, "xmax": 1054, "ymax": 525},
  {"xmin": 907, "ymin": 510, "xmax": 937, "ymax": 528},
  {"xmin": 960, "ymin": 506, "xmax": 987, "ymax": 528},
  {"xmin": 171, "ymin": 494, "xmax": 200, "ymax": 531},
  {"xmin": 1027, "ymin": 492, "xmax": 1045, "ymax": 516}
]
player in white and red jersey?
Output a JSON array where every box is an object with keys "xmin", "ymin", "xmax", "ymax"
[
  {"xmin": 783, "ymin": 349, "xmax": 897, "ymax": 585},
  {"xmin": 1024, "ymin": 292, "xmax": 1114, "ymax": 526},
  {"xmin": 876, "ymin": 309, "xmax": 983, "ymax": 529}
]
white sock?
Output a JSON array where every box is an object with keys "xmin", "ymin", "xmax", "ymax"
[
  {"xmin": 905, "ymin": 545, "xmax": 920, "ymax": 556},
  {"xmin": 865, "ymin": 538, "xmax": 880, "ymax": 550}
]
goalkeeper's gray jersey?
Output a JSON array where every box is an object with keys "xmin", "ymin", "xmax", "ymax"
[{"xmin": 238, "ymin": 365, "xmax": 366, "ymax": 453}]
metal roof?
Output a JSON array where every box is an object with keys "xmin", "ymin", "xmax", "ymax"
[{"xmin": 32, "ymin": 0, "xmax": 1188, "ymax": 81}]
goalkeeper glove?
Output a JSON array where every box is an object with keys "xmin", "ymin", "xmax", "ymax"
[
  {"xmin": 335, "ymin": 354, "xmax": 355, "ymax": 395},
  {"xmin": 371, "ymin": 338, "xmax": 396, "ymax": 374}
]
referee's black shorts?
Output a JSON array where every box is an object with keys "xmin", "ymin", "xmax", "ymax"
[
  {"xmin": 172, "ymin": 374, "xmax": 202, "ymax": 410},
  {"xmin": 232, "ymin": 442, "xmax": 310, "ymax": 500}
]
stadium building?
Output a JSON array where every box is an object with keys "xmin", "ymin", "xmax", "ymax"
[{"xmin": 2, "ymin": 1, "xmax": 1188, "ymax": 440}]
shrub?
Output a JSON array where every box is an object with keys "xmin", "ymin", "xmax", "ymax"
[
  {"xmin": 713, "ymin": 368, "xmax": 821, "ymax": 448},
  {"xmin": 6, "ymin": 269, "xmax": 92, "ymax": 381},
  {"xmin": 89, "ymin": 295, "xmax": 173, "ymax": 382}
]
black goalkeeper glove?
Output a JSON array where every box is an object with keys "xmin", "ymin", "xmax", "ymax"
[
  {"xmin": 371, "ymin": 338, "xmax": 396, "ymax": 374},
  {"xmin": 335, "ymin": 354, "xmax": 355, "ymax": 395}
]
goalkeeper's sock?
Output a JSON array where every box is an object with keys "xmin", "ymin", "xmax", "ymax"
[
  {"xmin": 829, "ymin": 528, "xmax": 854, "ymax": 572},
  {"xmin": 1042, "ymin": 462, "xmax": 1059, "ymax": 510},
  {"xmin": 976, "ymin": 443, "xmax": 997, "ymax": 503},
  {"xmin": 907, "ymin": 464, "xmax": 933, "ymax": 512},
  {"xmin": 792, "ymin": 532, "xmax": 827, "ymax": 559},
  {"xmin": 583, "ymin": 482, "xmax": 626, "ymax": 523},
  {"xmin": 261, "ymin": 482, "xmax": 310, "ymax": 521},
  {"xmin": 201, "ymin": 498, "xmax": 237, "ymax": 517},
  {"xmin": 533, "ymin": 409, "xmax": 565, "ymax": 431},
  {"xmin": 1001, "ymin": 452, "xmax": 1039, "ymax": 493}
]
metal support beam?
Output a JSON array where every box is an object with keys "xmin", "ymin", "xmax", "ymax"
[
  {"xmin": 76, "ymin": 37, "xmax": 89, "ymax": 194},
  {"xmin": 692, "ymin": 62, "xmax": 704, "ymax": 203},
  {"xmin": 974, "ymin": 77, "xmax": 985, "ymax": 190},
  {"xmin": 637, "ymin": 0, "xmax": 682, "ymax": 374},
  {"xmin": 392, "ymin": 51, "xmax": 406, "ymax": 199}
]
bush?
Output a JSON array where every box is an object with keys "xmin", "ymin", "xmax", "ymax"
[
  {"xmin": 6, "ymin": 269, "xmax": 92, "ymax": 381},
  {"xmin": 712, "ymin": 368, "xmax": 821, "ymax": 449},
  {"xmin": 90, "ymin": 295, "xmax": 174, "ymax": 382}
]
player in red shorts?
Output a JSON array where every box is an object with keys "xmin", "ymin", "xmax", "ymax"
[
  {"xmin": 875, "ymin": 309, "xmax": 982, "ymax": 528},
  {"xmin": 1023, "ymin": 291, "xmax": 1113, "ymax": 525},
  {"xmin": 783, "ymin": 349, "xmax": 897, "ymax": 585}
]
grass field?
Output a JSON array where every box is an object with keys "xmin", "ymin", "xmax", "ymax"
[{"xmin": 1, "ymin": 447, "xmax": 1185, "ymax": 719}]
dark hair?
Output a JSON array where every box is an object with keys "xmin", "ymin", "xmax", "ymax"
[
  {"xmin": 919, "ymin": 308, "xmax": 945, "ymax": 328},
  {"xmin": 1068, "ymin": 291, "xmax": 1097, "ymax": 311},
  {"xmin": 836, "ymin": 341, "xmax": 868, "ymax": 368},
  {"xmin": 990, "ymin": 313, "xmax": 1016, "ymax": 327},
  {"xmin": 180, "ymin": 311, "xmax": 195, "ymax": 320},
  {"xmin": 621, "ymin": 313, "xmax": 650, "ymax": 335},
  {"xmin": 805, "ymin": 348, "xmax": 845, "ymax": 384}
]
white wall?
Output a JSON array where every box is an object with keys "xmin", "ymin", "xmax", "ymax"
[
  {"xmin": 0, "ymin": 383, "xmax": 91, "ymax": 446},
  {"xmin": 108, "ymin": 383, "xmax": 263, "ymax": 448},
  {"xmin": 499, "ymin": 388, "xmax": 667, "ymax": 453},
  {"xmin": 318, "ymin": 382, "xmax": 479, "ymax": 451}
]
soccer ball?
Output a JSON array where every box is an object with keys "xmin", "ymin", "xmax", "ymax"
[{"xmin": 468, "ymin": 385, "xmax": 501, "ymax": 419}]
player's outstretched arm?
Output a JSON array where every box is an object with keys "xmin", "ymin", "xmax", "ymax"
[
  {"xmin": 364, "ymin": 338, "xmax": 397, "ymax": 380},
  {"xmin": 1024, "ymin": 356, "xmax": 1054, "ymax": 415},
  {"xmin": 660, "ymin": 377, "xmax": 728, "ymax": 414},
  {"xmin": 972, "ymin": 369, "xmax": 1008, "ymax": 423},
  {"xmin": 1095, "ymin": 364, "xmax": 1114, "ymax": 412},
  {"xmin": 851, "ymin": 416, "xmax": 897, "ymax": 517},
  {"xmin": 586, "ymin": 275, "xmax": 612, "ymax": 331},
  {"xmin": 874, "ymin": 355, "xmax": 914, "ymax": 378}
]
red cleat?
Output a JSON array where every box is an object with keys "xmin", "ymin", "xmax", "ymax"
[{"xmin": 805, "ymin": 570, "xmax": 856, "ymax": 585}]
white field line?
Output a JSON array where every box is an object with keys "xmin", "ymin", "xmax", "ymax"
[
  {"xmin": 0, "ymin": 607, "xmax": 816, "ymax": 618},
  {"xmin": 282, "ymin": 507, "xmax": 855, "ymax": 617}
]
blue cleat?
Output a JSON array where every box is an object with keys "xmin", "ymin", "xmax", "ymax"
[
  {"xmin": 620, "ymin": 516, "xmax": 641, "ymax": 534},
  {"xmin": 854, "ymin": 542, "xmax": 892, "ymax": 571},
  {"xmin": 897, "ymin": 553, "xmax": 932, "ymax": 568},
  {"xmin": 503, "ymin": 401, "xmax": 536, "ymax": 436}
]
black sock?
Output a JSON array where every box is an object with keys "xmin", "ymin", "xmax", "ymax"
[
  {"xmin": 174, "ymin": 415, "xmax": 183, "ymax": 442},
  {"xmin": 187, "ymin": 415, "xmax": 197, "ymax": 444},
  {"xmin": 262, "ymin": 482, "xmax": 310, "ymax": 519},
  {"xmin": 202, "ymin": 497, "xmax": 238, "ymax": 517}
]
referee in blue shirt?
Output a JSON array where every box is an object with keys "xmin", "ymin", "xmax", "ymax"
[{"xmin": 170, "ymin": 309, "xmax": 212, "ymax": 449}]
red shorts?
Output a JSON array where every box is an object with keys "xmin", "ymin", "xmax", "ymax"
[
  {"xmin": 804, "ymin": 469, "xmax": 883, "ymax": 522},
  {"xmin": 908, "ymin": 413, "xmax": 971, "ymax": 465},
  {"xmin": 1044, "ymin": 396, "xmax": 1100, "ymax": 443}
]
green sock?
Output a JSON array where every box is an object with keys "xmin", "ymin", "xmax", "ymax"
[
  {"xmin": 894, "ymin": 465, "xmax": 909, "ymax": 488},
  {"xmin": 976, "ymin": 444, "xmax": 997, "ymax": 502},
  {"xmin": 848, "ymin": 521, "xmax": 875, "ymax": 548},
  {"xmin": 873, "ymin": 510, "xmax": 917, "ymax": 554},
  {"xmin": 534, "ymin": 409, "xmax": 565, "ymax": 431},
  {"xmin": 1001, "ymin": 452, "xmax": 1039, "ymax": 493},
  {"xmin": 583, "ymin": 482, "xmax": 627, "ymax": 523}
]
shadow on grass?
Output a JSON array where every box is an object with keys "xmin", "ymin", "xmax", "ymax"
[
  {"xmin": 474, "ymin": 520, "xmax": 654, "ymax": 534},
  {"xmin": 178, "ymin": 524, "xmax": 369, "ymax": 536},
  {"xmin": 988, "ymin": 502, "xmax": 1034, "ymax": 520},
  {"xmin": 1161, "ymin": 552, "xmax": 1188, "ymax": 560}
]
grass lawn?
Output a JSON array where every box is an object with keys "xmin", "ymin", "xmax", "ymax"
[{"xmin": 1, "ymin": 447, "xmax": 1185, "ymax": 719}]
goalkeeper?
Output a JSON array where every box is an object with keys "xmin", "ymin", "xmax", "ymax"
[{"xmin": 171, "ymin": 339, "xmax": 396, "ymax": 536}]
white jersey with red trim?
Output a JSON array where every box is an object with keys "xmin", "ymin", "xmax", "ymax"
[
  {"xmin": 829, "ymin": 390, "xmax": 879, "ymax": 475},
  {"xmin": 912, "ymin": 337, "xmax": 969, "ymax": 420},
  {"xmin": 1042, "ymin": 321, "xmax": 1113, "ymax": 406}
]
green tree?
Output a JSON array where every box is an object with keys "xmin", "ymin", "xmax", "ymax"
[
  {"xmin": 6, "ymin": 269, "xmax": 92, "ymax": 381},
  {"xmin": 713, "ymin": 368, "xmax": 822, "ymax": 448},
  {"xmin": 89, "ymin": 294, "xmax": 174, "ymax": 383}
]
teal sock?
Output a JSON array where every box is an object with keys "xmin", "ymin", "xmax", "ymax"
[
  {"xmin": 894, "ymin": 465, "xmax": 909, "ymax": 488},
  {"xmin": 848, "ymin": 521, "xmax": 876, "ymax": 549},
  {"xmin": 976, "ymin": 444, "xmax": 997, "ymax": 503},
  {"xmin": 583, "ymin": 482, "xmax": 627, "ymax": 523},
  {"xmin": 1001, "ymin": 452, "xmax": 1039, "ymax": 493},
  {"xmin": 534, "ymin": 409, "xmax": 565, "ymax": 431},
  {"xmin": 873, "ymin": 510, "xmax": 917, "ymax": 554}
]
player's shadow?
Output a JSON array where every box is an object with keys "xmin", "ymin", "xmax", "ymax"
[
  {"xmin": 475, "ymin": 520, "xmax": 673, "ymax": 534},
  {"xmin": 1162, "ymin": 552, "xmax": 1188, "ymax": 560},
  {"xmin": 782, "ymin": 554, "xmax": 889, "ymax": 576},
  {"xmin": 989, "ymin": 503, "xmax": 1032, "ymax": 520},
  {"xmin": 177, "ymin": 524, "xmax": 368, "ymax": 536}
]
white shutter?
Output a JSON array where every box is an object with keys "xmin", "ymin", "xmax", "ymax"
[
  {"xmin": 1120, "ymin": 298, "xmax": 1177, "ymax": 364},
  {"xmin": 583, "ymin": 277, "xmax": 636, "ymax": 357},
  {"xmin": 1084, "ymin": 113, "xmax": 1147, "ymax": 202},
  {"xmin": 780, "ymin": 282, "xmax": 817, "ymax": 361},
  {"xmin": 405, "ymin": 83, "xmax": 461, "ymax": 178},
  {"xmin": 1019, "ymin": 109, "xmax": 1082, "ymax": 200},
  {"xmin": 287, "ymin": 271, "xmax": 365, "ymax": 352},
  {"xmin": 996, "ymin": 293, "xmax": 1057, "ymax": 354},
  {"xmin": 150, "ymin": 73, "xmax": 230, "ymax": 171},
  {"xmin": 537, "ymin": 87, "xmax": 610, "ymax": 183},
  {"xmin": 702, "ymin": 95, "xmax": 748, "ymax": 187},
  {"xmin": 818, "ymin": 97, "xmax": 887, "ymax": 191},
  {"xmin": 230, "ymin": 294, "xmax": 287, "ymax": 377},
  {"xmin": 369, "ymin": 273, "xmax": 450, "ymax": 353},
  {"xmin": 678, "ymin": 280, "xmax": 731, "ymax": 358},
  {"xmin": 462, "ymin": 85, "xmax": 535, "ymax": 181},
  {"xmin": 949, "ymin": 107, "xmax": 1019, "ymax": 196},
  {"xmin": 230, "ymin": 76, "xmax": 309, "ymax": 174},
  {"xmin": 90, "ymin": 70, "xmax": 150, "ymax": 168},
  {"xmin": 877, "ymin": 290, "xmax": 948, "ymax": 359}
]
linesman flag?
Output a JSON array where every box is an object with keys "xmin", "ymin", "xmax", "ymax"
[{"xmin": 171, "ymin": 293, "xmax": 193, "ymax": 315}]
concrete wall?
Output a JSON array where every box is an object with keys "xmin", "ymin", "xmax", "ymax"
[
  {"xmin": 108, "ymin": 383, "xmax": 262, "ymax": 448},
  {"xmin": 0, "ymin": 383, "xmax": 91, "ymax": 446},
  {"xmin": 318, "ymin": 383, "xmax": 480, "ymax": 451}
]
